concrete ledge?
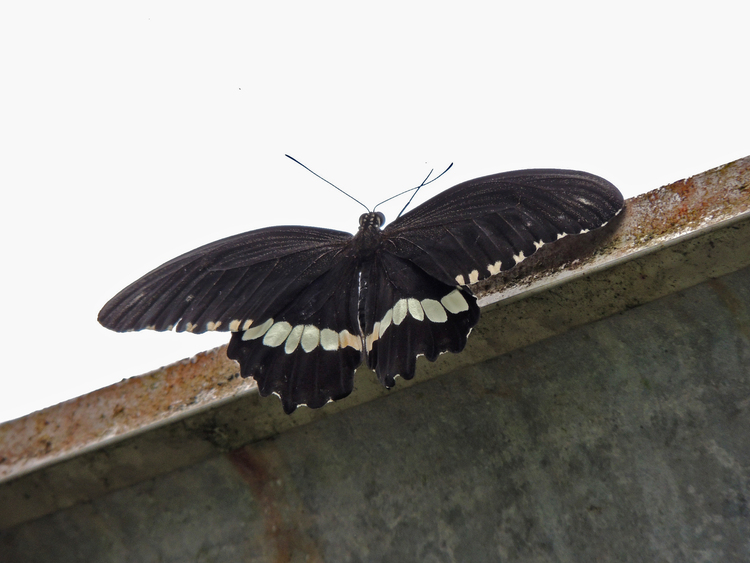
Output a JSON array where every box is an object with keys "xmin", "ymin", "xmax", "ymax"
[{"xmin": 1, "ymin": 156, "xmax": 748, "ymax": 531}]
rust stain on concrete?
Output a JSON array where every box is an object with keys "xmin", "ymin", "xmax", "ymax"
[
  {"xmin": 707, "ymin": 278, "xmax": 750, "ymax": 342},
  {"xmin": 228, "ymin": 447, "xmax": 323, "ymax": 563},
  {"xmin": 0, "ymin": 347, "xmax": 250, "ymax": 481}
]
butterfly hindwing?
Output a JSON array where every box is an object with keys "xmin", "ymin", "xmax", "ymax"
[
  {"xmin": 226, "ymin": 254, "xmax": 364, "ymax": 413},
  {"xmin": 361, "ymin": 253, "xmax": 480, "ymax": 388}
]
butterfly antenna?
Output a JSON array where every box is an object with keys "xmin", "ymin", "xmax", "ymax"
[
  {"xmin": 285, "ymin": 154, "xmax": 370, "ymax": 213},
  {"xmin": 392, "ymin": 162, "xmax": 453, "ymax": 219}
]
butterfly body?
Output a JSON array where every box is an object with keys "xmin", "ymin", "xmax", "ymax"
[{"xmin": 99, "ymin": 169, "xmax": 623, "ymax": 413}]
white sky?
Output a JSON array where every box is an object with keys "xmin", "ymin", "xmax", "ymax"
[{"xmin": 1, "ymin": 2, "xmax": 748, "ymax": 423}]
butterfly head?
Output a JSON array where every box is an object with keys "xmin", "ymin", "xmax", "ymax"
[{"xmin": 359, "ymin": 211, "xmax": 386, "ymax": 231}]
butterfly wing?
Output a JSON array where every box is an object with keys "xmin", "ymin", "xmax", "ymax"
[
  {"xmin": 98, "ymin": 226, "xmax": 354, "ymax": 334},
  {"xmin": 355, "ymin": 169, "xmax": 623, "ymax": 389},
  {"xmin": 381, "ymin": 169, "xmax": 624, "ymax": 287},
  {"xmin": 226, "ymin": 252, "xmax": 364, "ymax": 414},
  {"xmin": 360, "ymin": 252, "xmax": 480, "ymax": 388},
  {"xmin": 99, "ymin": 225, "xmax": 368, "ymax": 414}
]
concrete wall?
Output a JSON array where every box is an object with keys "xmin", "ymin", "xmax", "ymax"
[{"xmin": 2, "ymin": 265, "xmax": 748, "ymax": 562}]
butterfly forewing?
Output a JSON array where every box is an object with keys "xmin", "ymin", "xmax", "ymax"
[
  {"xmin": 98, "ymin": 226, "xmax": 353, "ymax": 334},
  {"xmin": 99, "ymin": 167, "xmax": 623, "ymax": 414},
  {"xmin": 382, "ymin": 169, "xmax": 623, "ymax": 287}
]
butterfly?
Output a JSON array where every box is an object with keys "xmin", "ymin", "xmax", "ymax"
[{"xmin": 99, "ymin": 168, "xmax": 623, "ymax": 414}]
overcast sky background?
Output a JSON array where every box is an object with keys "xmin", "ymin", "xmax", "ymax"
[{"xmin": 1, "ymin": 2, "xmax": 748, "ymax": 423}]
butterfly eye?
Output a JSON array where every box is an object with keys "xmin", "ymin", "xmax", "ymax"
[{"xmin": 358, "ymin": 212, "xmax": 387, "ymax": 228}]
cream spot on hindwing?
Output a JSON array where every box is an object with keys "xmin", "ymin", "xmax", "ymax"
[
  {"xmin": 468, "ymin": 270, "xmax": 479, "ymax": 284},
  {"xmin": 441, "ymin": 289, "xmax": 469, "ymax": 314},
  {"xmin": 421, "ymin": 299, "xmax": 447, "ymax": 322},
  {"xmin": 229, "ymin": 320, "xmax": 241, "ymax": 332},
  {"xmin": 206, "ymin": 321, "xmax": 221, "ymax": 331},
  {"xmin": 392, "ymin": 299, "xmax": 408, "ymax": 325},
  {"xmin": 300, "ymin": 325, "xmax": 320, "ymax": 353},
  {"xmin": 513, "ymin": 251, "xmax": 526, "ymax": 265},
  {"xmin": 455, "ymin": 274, "xmax": 466, "ymax": 285},
  {"xmin": 339, "ymin": 329, "xmax": 362, "ymax": 351},
  {"xmin": 556, "ymin": 232, "xmax": 567, "ymax": 240},
  {"xmin": 364, "ymin": 289, "xmax": 468, "ymax": 348},
  {"xmin": 380, "ymin": 308, "xmax": 393, "ymax": 336},
  {"xmin": 246, "ymin": 320, "xmax": 359, "ymax": 352},
  {"xmin": 320, "ymin": 328, "xmax": 339, "ymax": 351},
  {"xmin": 366, "ymin": 323, "xmax": 379, "ymax": 352},
  {"xmin": 534, "ymin": 240, "xmax": 545, "ymax": 250},
  {"xmin": 244, "ymin": 288, "xmax": 475, "ymax": 359},
  {"xmin": 407, "ymin": 298, "xmax": 424, "ymax": 321},
  {"xmin": 242, "ymin": 318, "xmax": 274, "ymax": 341},
  {"xmin": 185, "ymin": 322, "xmax": 196, "ymax": 332},
  {"xmin": 284, "ymin": 325, "xmax": 304, "ymax": 354},
  {"xmin": 242, "ymin": 320, "xmax": 253, "ymax": 331},
  {"xmin": 262, "ymin": 321, "xmax": 293, "ymax": 347}
]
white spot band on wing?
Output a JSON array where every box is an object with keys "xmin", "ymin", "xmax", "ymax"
[
  {"xmin": 242, "ymin": 318, "xmax": 273, "ymax": 341},
  {"xmin": 284, "ymin": 325, "xmax": 304, "ymax": 354},
  {"xmin": 300, "ymin": 325, "xmax": 320, "ymax": 353},
  {"xmin": 407, "ymin": 298, "xmax": 424, "ymax": 321},
  {"xmin": 441, "ymin": 289, "xmax": 469, "ymax": 314},
  {"xmin": 320, "ymin": 328, "xmax": 339, "ymax": 351},
  {"xmin": 366, "ymin": 323, "xmax": 379, "ymax": 352},
  {"xmin": 392, "ymin": 299, "xmax": 408, "ymax": 325},
  {"xmin": 380, "ymin": 308, "xmax": 393, "ymax": 336},
  {"xmin": 263, "ymin": 321, "xmax": 293, "ymax": 347},
  {"xmin": 421, "ymin": 299, "xmax": 447, "ymax": 322},
  {"xmin": 245, "ymin": 319, "xmax": 359, "ymax": 352},
  {"xmin": 363, "ymin": 289, "xmax": 467, "ymax": 349},
  {"xmin": 339, "ymin": 329, "xmax": 362, "ymax": 351}
]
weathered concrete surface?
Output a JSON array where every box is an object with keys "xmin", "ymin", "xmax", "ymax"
[{"xmin": 2, "ymin": 264, "xmax": 748, "ymax": 562}]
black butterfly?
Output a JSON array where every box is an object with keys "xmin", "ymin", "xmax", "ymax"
[{"xmin": 99, "ymin": 169, "xmax": 623, "ymax": 414}]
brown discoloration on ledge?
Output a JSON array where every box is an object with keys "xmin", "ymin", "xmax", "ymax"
[{"xmin": 0, "ymin": 347, "xmax": 244, "ymax": 482}]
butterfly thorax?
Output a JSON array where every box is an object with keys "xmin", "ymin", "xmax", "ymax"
[{"xmin": 355, "ymin": 211, "xmax": 386, "ymax": 257}]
